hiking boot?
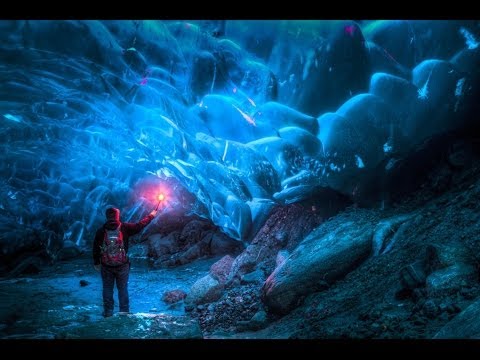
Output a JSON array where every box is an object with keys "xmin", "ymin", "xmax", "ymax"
[{"xmin": 103, "ymin": 311, "xmax": 113, "ymax": 318}]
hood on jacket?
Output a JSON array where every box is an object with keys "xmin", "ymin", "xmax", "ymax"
[{"xmin": 104, "ymin": 219, "xmax": 121, "ymax": 230}]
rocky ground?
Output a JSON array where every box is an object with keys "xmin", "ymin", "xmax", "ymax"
[
  {"xmin": 2, "ymin": 135, "xmax": 480, "ymax": 340},
  {"xmin": 0, "ymin": 255, "xmax": 217, "ymax": 338},
  {"xmin": 187, "ymin": 136, "xmax": 480, "ymax": 339}
]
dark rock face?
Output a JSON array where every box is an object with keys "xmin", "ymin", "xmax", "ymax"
[
  {"xmin": 185, "ymin": 255, "xmax": 236, "ymax": 307},
  {"xmin": 228, "ymin": 204, "xmax": 325, "ymax": 284},
  {"xmin": 435, "ymin": 298, "xmax": 480, "ymax": 339},
  {"xmin": 148, "ymin": 215, "xmax": 243, "ymax": 268},
  {"xmin": 210, "ymin": 255, "xmax": 235, "ymax": 284},
  {"xmin": 209, "ymin": 233, "xmax": 244, "ymax": 256},
  {"xmin": 262, "ymin": 221, "xmax": 374, "ymax": 314}
]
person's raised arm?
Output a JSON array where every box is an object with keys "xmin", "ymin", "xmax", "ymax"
[{"xmin": 123, "ymin": 210, "xmax": 158, "ymax": 236}]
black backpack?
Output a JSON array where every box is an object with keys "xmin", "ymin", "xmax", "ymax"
[{"xmin": 101, "ymin": 225, "xmax": 127, "ymax": 266}]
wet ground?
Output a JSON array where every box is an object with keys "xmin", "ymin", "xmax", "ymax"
[{"xmin": 0, "ymin": 254, "xmax": 218, "ymax": 339}]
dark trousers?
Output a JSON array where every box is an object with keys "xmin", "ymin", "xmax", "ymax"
[{"xmin": 101, "ymin": 262, "xmax": 130, "ymax": 315}]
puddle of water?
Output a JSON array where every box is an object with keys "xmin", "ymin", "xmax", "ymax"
[{"xmin": 0, "ymin": 255, "xmax": 219, "ymax": 338}]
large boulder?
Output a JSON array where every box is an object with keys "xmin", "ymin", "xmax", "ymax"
[
  {"xmin": 209, "ymin": 232, "xmax": 245, "ymax": 256},
  {"xmin": 148, "ymin": 232, "xmax": 179, "ymax": 259},
  {"xmin": 228, "ymin": 204, "xmax": 325, "ymax": 283},
  {"xmin": 209, "ymin": 255, "xmax": 235, "ymax": 284},
  {"xmin": 434, "ymin": 298, "xmax": 480, "ymax": 339},
  {"xmin": 426, "ymin": 263, "xmax": 477, "ymax": 296},
  {"xmin": 186, "ymin": 274, "xmax": 224, "ymax": 305},
  {"xmin": 262, "ymin": 221, "xmax": 374, "ymax": 314}
]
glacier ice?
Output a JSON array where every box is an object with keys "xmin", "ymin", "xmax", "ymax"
[{"xmin": 0, "ymin": 19, "xmax": 478, "ymax": 258}]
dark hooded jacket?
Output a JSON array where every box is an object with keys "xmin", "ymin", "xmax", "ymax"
[{"xmin": 93, "ymin": 214, "xmax": 154, "ymax": 266}]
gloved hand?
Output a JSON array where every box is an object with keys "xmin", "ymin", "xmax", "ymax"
[
  {"xmin": 149, "ymin": 209, "xmax": 158, "ymax": 217},
  {"xmin": 94, "ymin": 264, "xmax": 101, "ymax": 272}
]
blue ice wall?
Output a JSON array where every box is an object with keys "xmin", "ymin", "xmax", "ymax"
[{"xmin": 0, "ymin": 20, "xmax": 478, "ymax": 258}]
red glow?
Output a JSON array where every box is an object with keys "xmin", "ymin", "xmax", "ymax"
[
  {"xmin": 134, "ymin": 181, "xmax": 172, "ymax": 209},
  {"xmin": 129, "ymin": 176, "xmax": 198, "ymax": 216}
]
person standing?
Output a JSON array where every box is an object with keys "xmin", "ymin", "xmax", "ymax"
[{"xmin": 93, "ymin": 207, "xmax": 157, "ymax": 317}]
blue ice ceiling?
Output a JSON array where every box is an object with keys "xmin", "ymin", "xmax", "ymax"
[{"xmin": 0, "ymin": 20, "xmax": 478, "ymax": 256}]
